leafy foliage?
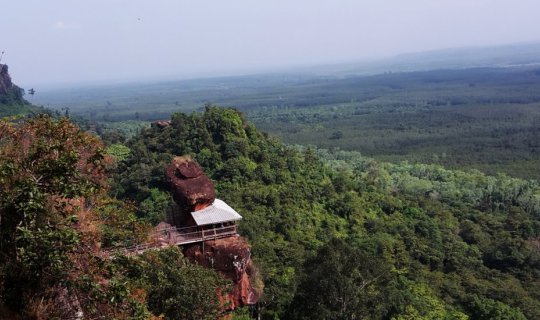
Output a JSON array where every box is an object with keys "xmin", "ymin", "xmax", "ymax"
[
  {"xmin": 106, "ymin": 143, "xmax": 131, "ymax": 161},
  {"xmin": 116, "ymin": 247, "xmax": 227, "ymax": 320},
  {"xmin": 287, "ymin": 238, "xmax": 399, "ymax": 320},
  {"xmin": 39, "ymin": 66, "xmax": 540, "ymax": 180},
  {"xmin": 114, "ymin": 106, "xmax": 540, "ymax": 319},
  {"xmin": 0, "ymin": 116, "xmax": 108, "ymax": 309},
  {"xmin": 0, "ymin": 116, "xmax": 149, "ymax": 318},
  {"xmin": 3, "ymin": 106, "xmax": 538, "ymax": 319},
  {"xmin": 0, "ymin": 117, "xmax": 143, "ymax": 318},
  {"xmin": 469, "ymin": 296, "xmax": 527, "ymax": 320},
  {"xmin": 0, "ymin": 114, "xmax": 242, "ymax": 319}
]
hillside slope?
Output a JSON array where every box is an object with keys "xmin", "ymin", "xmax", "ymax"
[
  {"xmin": 0, "ymin": 115, "xmax": 244, "ymax": 319},
  {"xmin": 115, "ymin": 106, "xmax": 540, "ymax": 319},
  {"xmin": 0, "ymin": 64, "xmax": 46, "ymax": 117}
]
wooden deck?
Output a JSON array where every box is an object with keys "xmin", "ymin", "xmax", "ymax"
[{"xmin": 110, "ymin": 224, "xmax": 238, "ymax": 255}]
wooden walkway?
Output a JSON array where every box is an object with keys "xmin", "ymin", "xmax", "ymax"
[{"xmin": 110, "ymin": 225, "xmax": 238, "ymax": 255}]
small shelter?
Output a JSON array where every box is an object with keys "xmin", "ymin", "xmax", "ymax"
[
  {"xmin": 157, "ymin": 198, "xmax": 244, "ymax": 245},
  {"xmin": 191, "ymin": 199, "xmax": 242, "ymax": 227},
  {"xmin": 118, "ymin": 199, "xmax": 243, "ymax": 254}
]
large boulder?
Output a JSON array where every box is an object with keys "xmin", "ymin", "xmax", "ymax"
[{"xmin": 165, "ymin": 156, "xmax": 215, "ymax": 226}]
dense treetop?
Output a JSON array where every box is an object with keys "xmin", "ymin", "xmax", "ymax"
[
  {"xmin": 0, "ymin": 115, "xmax": 232, "ymax": 319},
  {"xmin": 1, "ymin": 105, "xmax": 538, "ymax": 319},
  {"xmin": 114, "ymin": 106, "xmax": 540, "ymax": 319}
]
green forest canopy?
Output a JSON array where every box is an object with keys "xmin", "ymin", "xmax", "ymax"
[
  {"xmin": 1, "ymin": 105, "xmax": 538, "ymax": 319},
  {"xmin": 112, "ymin": 106, "xmax": 540, "ymax": 319},
  {"xmin": 0, "ymin": 115, "xmax": 231, "ymax": 319}
]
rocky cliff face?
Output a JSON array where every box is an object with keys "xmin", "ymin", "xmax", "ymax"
[
  {"xmin": 184, "ymin": 236, "xmax": 263, "ymax": 309},
  {"xmin": 164, "ymin": 156, "xmax": 263, "ymax": 312},
  {"xmin": 0, "ymin": 64, "xmax": 13, "ymax": 96}
]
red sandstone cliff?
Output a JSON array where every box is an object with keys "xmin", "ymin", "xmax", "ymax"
[
  {"xmin": 184, "ymin": 236, "xmax": 262, "ymax": 309},
  {"xmin": 164, "ymin": 156, "xmax": 263, "ymax": 312}
]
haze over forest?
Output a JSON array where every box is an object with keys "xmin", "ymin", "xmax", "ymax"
[
  {"xmin": 3, "ymin": 1, "xmax": 540, "ymax": 319},
  {"xmin": 3, "ymin": 0, "xmax": 540, "ymax": 88}
]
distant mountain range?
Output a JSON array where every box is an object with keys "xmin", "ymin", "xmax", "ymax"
[{"xmin": 298, "ymin": 42, "xmax": 540, "ymax": 77}]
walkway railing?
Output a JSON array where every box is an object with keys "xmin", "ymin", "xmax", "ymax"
[{"xmin": 111, "ymin": 224, "xmax": 238, "ymax": 255}]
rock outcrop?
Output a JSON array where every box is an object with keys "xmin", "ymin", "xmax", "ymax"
[
  {"xmin": 164, "ymin": 156, "xmax": 263, "ymax": 312},
  {"xmin": 184, "ymin": 236, "xmax": 263, "ymax": 309},
  {"xmin": 165, "ymin": 156, "xmax": 215, "ymax": 226},
  {"xmin": 0, "ymin": 64, "xmax": 13, "ymax": 96}
]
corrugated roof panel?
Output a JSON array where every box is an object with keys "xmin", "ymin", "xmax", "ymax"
[{"xmin": 191, "ymin": 199, "xmax": 243, "ymax": 226}]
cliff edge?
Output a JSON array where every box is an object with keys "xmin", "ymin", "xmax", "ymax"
[
  {"xmin": 164, "ymin": 156, "xmax": 263, "ymax": 312},
  {"xmin": 0, "ymin": 64, "xmax": 13, "ymax": 96}
]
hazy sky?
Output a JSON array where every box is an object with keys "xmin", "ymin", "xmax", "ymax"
[{"xmin": 2, "ymin": 0, "xmax": 540, "ymax": 88}]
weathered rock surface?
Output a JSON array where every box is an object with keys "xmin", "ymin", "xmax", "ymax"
[
  {"xmin": 0, "ymin": 64, "xmax": 13, "ymax": 96},
  {"xmin": 183, "ymin": 236, "xmax": 263, "ymax": 309},
  {"xmin": 164, "ymin": 156, "xmax": 263, "ymax": 312},
  {"xmin": 165, "ymin": 156, "xmax": 215, "ymax": 226}
]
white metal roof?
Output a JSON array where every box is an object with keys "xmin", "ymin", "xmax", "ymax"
[{"xmin": 191, "ymin": 199, "xmax": 243, "ymax": 226}]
